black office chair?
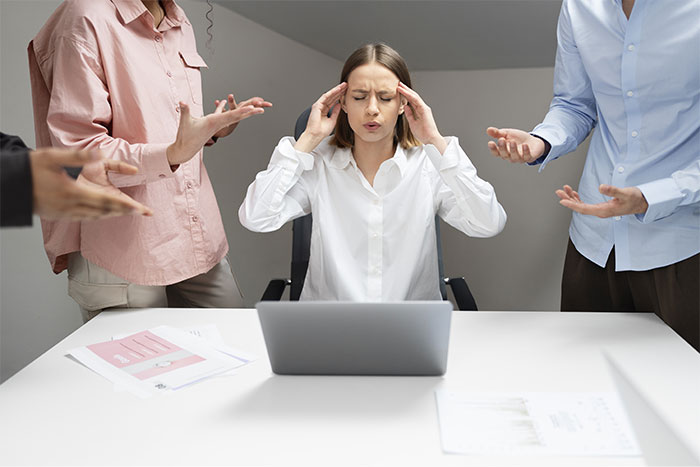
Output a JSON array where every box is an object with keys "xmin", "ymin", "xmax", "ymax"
[{"xmin": 260, "ymin": 108, "xmax": 478, "ymax": 311}]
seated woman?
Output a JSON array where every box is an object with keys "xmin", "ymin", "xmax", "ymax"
[{"xmin": 239, "ymin": 43, "xmax": 506, "ymax": 301}]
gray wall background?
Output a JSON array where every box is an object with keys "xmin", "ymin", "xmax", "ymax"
[{"xmin": 0, "ymin": 0, "xmax": 588, "ymax": 383}]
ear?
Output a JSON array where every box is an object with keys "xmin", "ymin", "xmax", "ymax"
[{"xmin": 398, "ymin": 97, "xmax": 407, "ymax": 115}]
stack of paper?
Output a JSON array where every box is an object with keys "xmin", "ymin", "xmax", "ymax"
[{"xmin": 68, "ymin": 324, "xmax": 255, "ymax": 398}]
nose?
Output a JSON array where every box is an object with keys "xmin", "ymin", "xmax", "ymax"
[{"xmin": 366, "ymin": 95, "xmax": 379, "ymax": 116}]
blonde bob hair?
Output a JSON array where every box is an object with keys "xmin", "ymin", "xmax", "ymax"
[{"xmin": 330, "ymin": 43, "xmax": 420, "ymax": 150}]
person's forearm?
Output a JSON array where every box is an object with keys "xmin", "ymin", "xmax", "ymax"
[
  {"xmin": 424, "ymin": 134, "xmax": 447, "ymax": 155},
  {"xmin": 0, "ymin": 132, "xmax": 29, "ymax": 152},
  {"xmin": 532, "ymin": 2, "xmax": 597, "ymax": 167},
  {"xmin": 47, "ymin": 130, "xmax": 173, "ymax": 188},
  {"xmin": 239, "ymin": 138, "xmax": 312, "ymax": 232},
  {"xmin": 428, "ymin": 137, "xmax": 506, "ymax": 237},
  {"xmin": 0, "ymin": 150, "xmax": 34, "ymax": 227},
  {"xmin": 294, "ymin": 131, "xmax": 325, "ymax": 154},
  {"xmin": 531, "ymin": 103, "xmax": 596, "ymax": 163},
  {"xmin": 637, "ymin": 160, "xmax": 700, "ymax": 223}
]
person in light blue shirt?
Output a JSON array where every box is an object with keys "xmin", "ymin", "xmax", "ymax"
[{"xmin": 486, "ymin": 0, "xmax": 699, "ymax": 350}]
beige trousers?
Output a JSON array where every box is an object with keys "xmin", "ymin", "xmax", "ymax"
[{"xmin": 67, "ymin": 252, "xmax": 244, "ymax": 322}]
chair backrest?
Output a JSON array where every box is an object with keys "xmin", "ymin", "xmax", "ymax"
[{"xmin": 289, "ymin": 108, "xmax": 448, "ymax": 301}]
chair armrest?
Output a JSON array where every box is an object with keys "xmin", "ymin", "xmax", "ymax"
[
  {"xmin": 261, "ymin": 279, "xmax": 290, "ymax": 301},
  {"xmin": 446, "ymin": 277, "xmax": 478, "ymax": 311}
]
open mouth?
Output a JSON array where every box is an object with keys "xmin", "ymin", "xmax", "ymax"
[{"xmin": 363, "ymin": 122, "xmax": 381, "ymax": 131}]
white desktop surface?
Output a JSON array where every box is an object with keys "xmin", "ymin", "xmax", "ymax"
[{"xmin": 0, "ymin": 309, "xmax": 698, "ymax": 466}]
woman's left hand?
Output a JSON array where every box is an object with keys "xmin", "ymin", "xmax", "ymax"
[
  {"xmin": 211, "ymin": 94, "xmax": 273, "ymax": 140},
  {"xmin": 397, "ymin": 82, "xmax": 447, "ymax": 153}
]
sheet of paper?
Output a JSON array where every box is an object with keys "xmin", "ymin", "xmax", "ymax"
[
  {"xmin": 68, "ymin": 325, "xmax": 248, "ymax": 398},
  {"xmin": 435, "ymin": 390, "xmax": 641, "ymax": 456},
  {"xmin": 186, "ymin": 324, "xmax": 257, "ymax": 363}
]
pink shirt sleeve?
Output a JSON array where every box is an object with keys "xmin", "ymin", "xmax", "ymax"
[{"xmin": 43, "ymin": 36, "xmax": 174, "ymax": 187}]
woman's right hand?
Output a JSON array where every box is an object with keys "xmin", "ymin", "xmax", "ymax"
[{"xmin": 294, "ymin": 82, "xmax": 347, "ymax": 153}]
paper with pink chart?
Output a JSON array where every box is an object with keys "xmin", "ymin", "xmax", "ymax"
[{"xmin": 68, "ymin": 325, "xmax": 253, "ymax": 398}]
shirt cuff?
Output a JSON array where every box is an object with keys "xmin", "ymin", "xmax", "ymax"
[
  {"xmin": 143, "ymin": 143, "xmax": 175, "ymax": 181},
  {"xmin": 528, "ymin": 127, "xmax": 562, "ymax": 171},
  {"xmin": 636, "ymin": 178, "xmax": 685, "ymax": 223},
  {"xmin": 425, "ymin": 136, "xmax": 460, "ymax": 171},
  {"xmin": 270, "ymin": 136, "xmax": 315, "ymax": 173},
  {"xmin": 526, "ymin": 134, "xmax": 551, "ymax": 166}
]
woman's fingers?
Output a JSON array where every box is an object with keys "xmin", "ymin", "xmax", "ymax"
[
  {"xmin": 403, "ymin": 98, "xmax": 416, "ymax": 120},
  {"xmin": 214, "ymin": 99, "xmax": 227, "ymax": 114},
  {"xmin": 214, "ymin": 94, "xmax": 272, "ymax": 115},
  {"xmin": 226, "ymin": 104, "xmax": 263, "ymax": 124},
  {"xmin": 319, "ymin": 82, "xmax": 347, "ymax": 108},
  {"xmin": 397, "ymin": 82, "xmax": 424, "ymax": 108},
  {"xmin": 179, "ymin": 101, "xmax": 190, "ymax": 118},
  {"xmin": 328, "ymin": 101, "xmax": 341, "ymax": 123},
  {"xmin": 237, "ymin": 96, "xmax": 273, "ymax": 109}
]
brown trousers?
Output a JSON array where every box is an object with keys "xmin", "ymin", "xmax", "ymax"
[{"xmin": 561, "ymin": 239, "xmax": 699, "ymax": 351}]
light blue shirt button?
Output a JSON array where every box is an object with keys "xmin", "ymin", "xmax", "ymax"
[{"xmin": 631, "ymin": 131, "xmax": 639, "ymax": 137}]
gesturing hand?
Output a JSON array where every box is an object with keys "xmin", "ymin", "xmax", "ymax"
[
  {"xmin": 167, "ymin": 98, "xmax": 267, "ymax": 166},
  {"xmin": 397, "ymin": 82, "xmax": 446, "ymax": 153},
  {"xmin": 486, "ymin": 127, "xmax": 546, "ymax": 163},
  {"xmin": 31, "ymin": 148, "xmax": 153, "ymax": 221},
  {"xmin": 211, "ymin": 94, "xmax": 273, "ymax": 140},
  {"xmin": 294, "ymin": 82, "xmax": 347, "ymax": 153},
  {"xmin": 556, "ymin": 184, "xmax": 649, "ymax": 218}
]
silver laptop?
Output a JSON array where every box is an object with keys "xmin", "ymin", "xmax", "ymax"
[{"xmin": 255, "ymin": 301, "xmax": 453, "ymax": 376}]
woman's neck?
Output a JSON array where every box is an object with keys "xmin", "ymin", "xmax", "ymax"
[{"xmin": 352, "ymin": 135, "xmax": 396, "ymax": 187}]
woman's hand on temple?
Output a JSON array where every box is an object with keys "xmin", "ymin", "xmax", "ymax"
[
  {"xmin": 294, "ymin": 82, "xmax": 347, "ymax": 153},
  {"xmin": 397, "ymin": 82, "xmax": 447, "ymax": 154}
]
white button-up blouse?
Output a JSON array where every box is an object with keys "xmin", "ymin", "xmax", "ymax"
[{"xmin": 239, "ymin": 136, "xmax": 506, "ymax": 301}]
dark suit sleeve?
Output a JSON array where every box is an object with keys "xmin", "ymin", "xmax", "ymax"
[{"xmin": 1, "ymin": 132, "xmax": 34, "ymax": 227}]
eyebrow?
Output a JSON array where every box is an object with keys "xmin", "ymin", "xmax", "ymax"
[{"xmin": 351, "ymin": 89, "xmax": 396, "ymax": 95}]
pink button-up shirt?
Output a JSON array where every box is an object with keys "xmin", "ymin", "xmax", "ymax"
[{"xmin": 29, "ymin": 0, "xmax": 228, "ymax": 285}]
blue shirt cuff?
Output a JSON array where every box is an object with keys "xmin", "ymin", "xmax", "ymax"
[{"xmin": 636, "ymin": 178, "xmax": 685, "ymax": 223}]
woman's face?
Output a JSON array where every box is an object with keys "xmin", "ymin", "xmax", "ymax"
[{"xmin": 342, "ymin": 62, "xmax": 405, "ymax": 145}]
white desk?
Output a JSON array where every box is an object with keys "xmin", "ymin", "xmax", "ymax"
[{"xmin": 0, "ymin": 309, "xmax": 698, "ymax": 466}]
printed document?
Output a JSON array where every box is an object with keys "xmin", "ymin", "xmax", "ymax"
[
  {"xmin": 435, "ymin": 390, "xmax": 641, "ymax": 456},
  {"xmin": 68, "ymin": 325, "xmax": 253, "ymax": 398}
]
